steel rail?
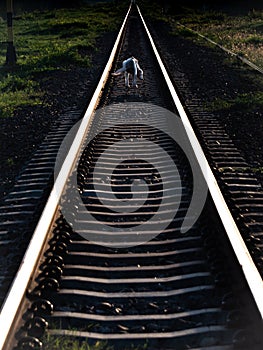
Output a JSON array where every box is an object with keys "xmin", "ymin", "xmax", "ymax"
[
  {"xmin": 137, "ymin": 5, "xmax": 263, "ymax": 318},
  {"xmin": 0, "ymin": 5, "xmax": 132, "ymax": 349}
]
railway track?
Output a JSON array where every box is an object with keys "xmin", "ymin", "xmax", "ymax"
[{"xmin": 0, "ymin": 3, "xmax": 263, "ymax": 350}]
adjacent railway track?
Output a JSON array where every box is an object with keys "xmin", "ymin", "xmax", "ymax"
[{"xmin": 0, "ymin": 3, "xmax": 262, "ymax": 350}]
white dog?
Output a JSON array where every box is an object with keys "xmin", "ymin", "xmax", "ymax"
[{"xmin": 112, "ymin": 56, "xmax": 143, "ymax": 88}]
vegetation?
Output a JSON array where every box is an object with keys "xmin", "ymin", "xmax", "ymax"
[
  {"xmin": 0, "ymin": 2, "xmax": 125, "ymax": 117},
  {"xmin": 206, "ymin": 91, "xmax": 263, "ymax": 112},
  {"xmin": 141, "ymin": 0, "xmax": 263, "ymax": 116},
  {"xmin": 43, "ymin": 332, "xmax": 148, "ymax": 350},
  {"xmin": 141, "ymin": 1, "xmax": 263, "ymax": 68},
  {"xmin": 43, "ymin": 334, "xmax": 111, "ymax": 350},
  {"xmin": 171, "ymin": 8, "xmax": 263, "ymax": 68}
]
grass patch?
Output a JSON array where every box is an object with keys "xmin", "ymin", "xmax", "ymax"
[
  {"xmin": 175, "ymin": 27, "xmax": 195, "ymax": 38},
  {"xmin": 244, "ymin": 35, "xmax": 262, "ymax": 46},
  {"xmin": 169, "ymin": 8, "xmax": 263, "ymax": 68},
  {"xmin": 207, "ymin": 91, "xmax": 263, "ymax": 112},
  {"xmin": 6, "ymin": 157, "xmax": 15, "ymax": 167},
  {"xmin": 140, "ymin": 1, "xmax": 263, "ymax": 68},
  {"xmin": 0, "ymin": 89, "xmax": 42, "ymax": 117},
  {"xmin": 252, "ymin": 167, "xmax": 263, "ymax": 173},
  {"xmin": 0, "ymin": 3, "xmax": 125, "ymax": 118},
  {"xmin": 42, "ymin": 322, "xmax": 148, "ymax": 350},
  {"xmin": 43, "ymin": 334, "xmax": 110, "ymax": 350},
  {"xmin": 0, "ymin": 72, "xmax": 43, "ymax": 116},
  {"xmin": 43, "ymin": 332, "xmax": 148, "ymax": 350}
]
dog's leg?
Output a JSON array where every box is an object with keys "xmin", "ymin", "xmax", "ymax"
[
  {"xmin": 132, "ymin": 61, "xmax": 138, "ymax": 88},
  {"xmin": 112, "ymin": 67, "xmax": 124, "ymax": 76},
  {"xmin": 125, "ymin": 72, "xmax": 130, "ymax": 87},
  {"xmin": 112, "ymin": 61, "xmax": 126, "ymax": 76},
  {"xmin": 137, "ymin": 63, "xmax": 143, "ymax": 80}
]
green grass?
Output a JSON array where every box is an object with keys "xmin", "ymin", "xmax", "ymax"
[
  {"xmin": 174, "ymin": 27, "xmax": 196, "ymax": 38},
  {"xmin": 0, "ymin": 3, "xmax": 125, "ymax": 118},
  {"xmin": 206, "ymin": 91, "xmax": 263, "ymax": 112},
  {"xmin": 6, "ymin": 157, "xmax": 15, "ymax": 167},
  {"xmin": 43, "ymin": 334, "xmax": 111, "ymax": 350},
  {"xmin": 0, "ymin": 73, "xmax": 42, "ymax": 116},
  {"xmin": 43, "ymin": 332, "xmax": 148, "ymax": 350},
  {"xmin": 42, "ymin": 320, "xmax": 148, "ymax": 350},
  {"xmin": 140, "ymin": 1, "xmax": 263, "ymax": 68},
  {"xmin": 170, "ymin": 8, "xmax": 263, "ymax": 68},
  {"xmin": 244, "ymin": 35, "xmax": 262, "ymax": 46}
]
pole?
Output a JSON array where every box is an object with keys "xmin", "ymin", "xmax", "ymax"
[{"xmin": 6, "ymin": 0, "xmax": 17, "ymax": 66}]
